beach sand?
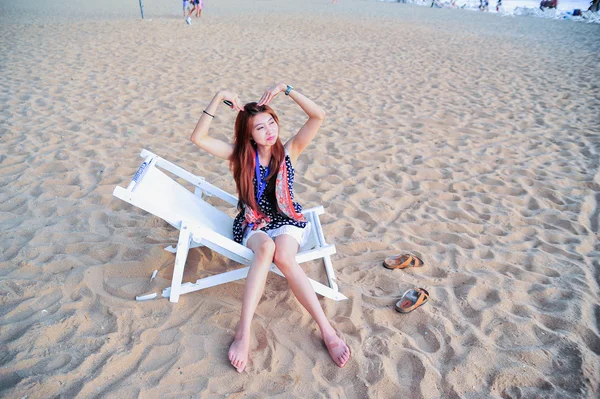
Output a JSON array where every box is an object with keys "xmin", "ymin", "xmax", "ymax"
[{"xmin": 1, "ymin": 0, "xmax": 599, "ymax": 397}]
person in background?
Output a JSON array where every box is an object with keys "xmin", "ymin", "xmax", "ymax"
[
  {"xmin": 188, "ymin": 0, "xmax": 203, "ymax": 19},
  {"xmin": 540, "ymin": 0, "xmax": 558, "ymax": 9}
]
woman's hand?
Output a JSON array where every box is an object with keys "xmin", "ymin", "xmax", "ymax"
[
  {"xmin": 219, "ymin": 90, "xmax": 244, "ymax": 111},
  {"xmin": 257, "ymin": 83, "xmax": 287, "ymax": 106}
]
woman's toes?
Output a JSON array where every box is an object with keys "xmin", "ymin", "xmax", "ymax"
[
  {"xmin": 338, "ymin": 347, "xmax": 350, "ymax": 367},
  {"xmin": 235, "ymin": 360, "xmax": 245, "ymax": 372},
  {"xmin": 229, "ymin": 336, "xmax": 249, "ymax": 372}
]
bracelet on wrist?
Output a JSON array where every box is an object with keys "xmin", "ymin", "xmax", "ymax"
[{"xmin": 203, "ymin": 110, "xmax": 214, "ymax": 118}]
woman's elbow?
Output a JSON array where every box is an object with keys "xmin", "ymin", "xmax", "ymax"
[
  {"xmin": 190, "ymin": 132, "xmax": 204, "ymax": 147},
  {"xmin": 315, "ymin": 108, "xmax": 326, "ymax": 121}
]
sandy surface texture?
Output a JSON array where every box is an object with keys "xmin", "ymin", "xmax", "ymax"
[{"xmin": 1, "ymin": 0, "xmax": 599, "ymax": 397}]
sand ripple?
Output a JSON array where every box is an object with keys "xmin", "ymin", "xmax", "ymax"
[{"xmin": 1, "ymin": 0, "xmax": 599, "ymax": 397}]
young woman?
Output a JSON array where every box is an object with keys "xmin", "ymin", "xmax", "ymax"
[{"xmin": 190, "ymin": 83, "xmax": 351, "ymax": 372}]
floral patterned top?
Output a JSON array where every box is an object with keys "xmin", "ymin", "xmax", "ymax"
[{"xmin": 232, "ymin": 153, "xmax": 307, "ymax": 243}]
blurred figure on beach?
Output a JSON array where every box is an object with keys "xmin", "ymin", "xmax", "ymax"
[
  {"xmin": 539, "ymin": 0, "xmax": 557, "ymax": 8},
  {"xmin": 496, "ymin": 0, "xmax": 503, "ymax": 11},
  {"xmin": 540, "ymin": 0, "xmax": 558, "ymax": 7},
  {"xmin": 188, "ymin": 0, "xmax": 203, "ymax": 18},
  {"xmin": 183, "ymin": 0, "xmax": 189, "ymax": 17}
]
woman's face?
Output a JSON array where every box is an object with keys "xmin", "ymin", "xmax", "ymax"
[{"xmin": 250, "ymin": 112, "xmax": 279, "ymax": 146}]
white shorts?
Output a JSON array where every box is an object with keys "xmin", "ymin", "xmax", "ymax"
[{"xmin": 242, "ymin": 222, "xmax": 311, "ymax": 248}]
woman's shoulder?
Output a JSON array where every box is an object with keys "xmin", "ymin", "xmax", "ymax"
[
  {"xmin": 283, "ymin": 140, "xmax": 295, "ymax": 157},
  {"xmin": 283, "ymin": 149, "xmax": 293, "ymax": 166},
  {"xmin": 283, "ymin": 141, "xmax": 300, "ymax": 165},
  {"xmin": 282, "ymin": 145, "xmax": 294, "ymax": 163}
]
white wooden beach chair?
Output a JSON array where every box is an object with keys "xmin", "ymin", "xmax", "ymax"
[{"xmin": 112, "ymin": 149, "xmax": 347, "ymax": 303}]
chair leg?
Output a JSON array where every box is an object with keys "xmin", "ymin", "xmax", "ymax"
[
  {"xmin": 305, "ymin": 210, "xmax": 341, "ymax": 294},
  {"xmin": 169, "ymin": 224, "xmax": 192, "ymax": 303},
  {"xmin": 165, "ymin": 240, "xmax": 202, "ymax": 254},
  {"xmin": 309, "ymin": 277, "xmax": 347, "ymax": 301},
  {"xmin": 322, "ymin": 255, "xmax": 339, "ymax": 292},
  {"xmin": 269, "ymin": 264, "xmax": 347, "ymax": 301},
  {"xmin": 164, "ymin": 245, "xmax": 177, "ymax": 253},
  {"xmin": 162, "ymin": 266, "xmax": 251, "ymax": 298}
]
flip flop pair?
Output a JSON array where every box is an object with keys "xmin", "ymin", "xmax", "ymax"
[
  {"xmin": 383, "ymin": 254, "xmax": 424, "ymax": 270},
  {"xmin": 395, "ymin": 288, "xmax": 429, "ymax": 314}
]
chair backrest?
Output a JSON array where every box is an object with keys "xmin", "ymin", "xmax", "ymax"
[{"xmin": 133, "ymin": 164, "xmax": 234, "ymax": 239}]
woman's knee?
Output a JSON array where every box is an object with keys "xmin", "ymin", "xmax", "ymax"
[
  {"xmin": 273, "ymin": 247, "xmax": 296, "ymax": 272},
  {"xmin": 253, "ymin": 239, "xmax": 275, "ymax": 261}
]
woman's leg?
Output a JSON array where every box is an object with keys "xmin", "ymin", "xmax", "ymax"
[
  {"xmin": 187, "ymin": 5, "xmax": 195, "ymax": 17},
  {"xmin": 273, "ymin": 235, "xmax": 351, "ymax": 368},
  {"xmin": 228, "ymin": 232, "xmax": 275, "ymax": 372}
]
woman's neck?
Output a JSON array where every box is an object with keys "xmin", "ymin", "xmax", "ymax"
[{"xmin": 256, "ymin": 145, "xmax": 272, "ymax": 166}]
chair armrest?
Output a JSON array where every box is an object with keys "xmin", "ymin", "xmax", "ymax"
[{"xmin": 303, "ymin": 206, "xmax": 324, "ymax": 216}]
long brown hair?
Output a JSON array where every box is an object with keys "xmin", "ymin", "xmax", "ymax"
[{"xmin": 230, "ymin": 102, "xmax": 285, "ymax": 212}]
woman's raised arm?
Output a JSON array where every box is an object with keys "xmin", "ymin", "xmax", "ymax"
[
  {"xmin": 190, "ymin": 90, "xmax": 244, "ymax": 160},
  {"xmin": 257, "ymin": 83, "xmax": 325, "ymax": 163}
]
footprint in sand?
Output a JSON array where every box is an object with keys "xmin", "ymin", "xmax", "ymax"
[{"xmin": 395, "ymin": 352, "xmax": 426, "ymax": 396}]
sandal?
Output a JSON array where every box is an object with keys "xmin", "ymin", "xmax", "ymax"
[
  {"xmin": 383, "ymin": 254, "xmax": 424, "ymax": 270},
  {"xmin": 395, "ymin": 288, "xmax": 429, "ymax": 313}
]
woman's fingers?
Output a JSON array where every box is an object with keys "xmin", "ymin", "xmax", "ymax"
[
  {"xmin": 267, "ymin": 94, "xmax": 275, "ymax": 105},
  {"xmin": 234, "ymin": 97, "xmax": 244, "ymax": 111},
  {"xmin": 263, "ymin": 91, "xmax": 275, "ymax": 105},
  {"xmin": 257, "ymin": 91, "xmax": 269, "ymax": 106},
  {"xmin": 258, "ymin": 95, "xmax": 266, "ymax": 106},
  {"xmin": 223, "ymin": 93, "xmax": 243, "ymax": 111},
  {"xmin": 258, "ymin": 85, "xmax": 283, "ymax": 106}
]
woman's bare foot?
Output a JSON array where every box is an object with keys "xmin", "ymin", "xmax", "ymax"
[
  {"xmin": 228, "ymin": 334, "xmax": 250, "ymax": 372},
  {"xmin": 323, "ymin": 331, "xmax": 351, "ymax": 368}
]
